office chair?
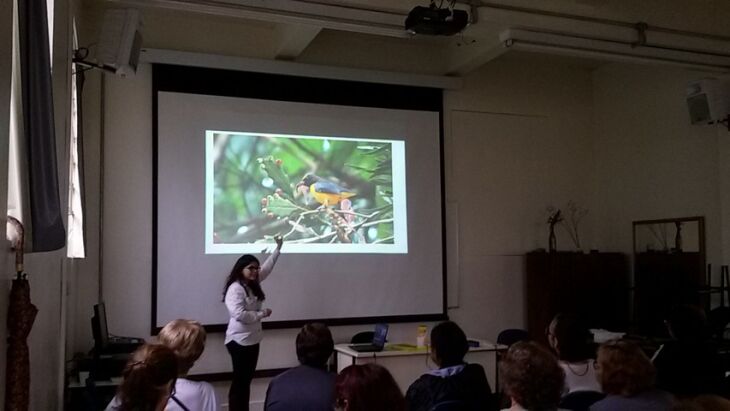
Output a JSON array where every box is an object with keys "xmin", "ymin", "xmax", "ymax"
[
  {"xmin": 430, "ymin": 399, "xmax": 466, "ymax": 411},
  {"xmin": 350, "ymin": 331, "xmax": 374, "ymax": 344},
  {"xmin": 496, "ymin": 329, "xmax": 529, "ymax": 347},
  {"xmin": 559, "ymin": 390, "xmax": 605, "ymax": 411}
]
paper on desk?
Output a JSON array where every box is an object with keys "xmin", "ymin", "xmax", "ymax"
[
  {"xmin": 590, "ymin": 329, "xmax": 626, "ymax": 343},
  {"xmin": 387, "ymin": 344, "xmax": 428, "ymax": 352}
]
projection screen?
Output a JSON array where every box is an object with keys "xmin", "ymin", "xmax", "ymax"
[{"xmin": 153, "ymin": 64, "xmax": 445, "ymax": 330}]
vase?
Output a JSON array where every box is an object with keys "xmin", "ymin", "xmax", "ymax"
[
  {"xmin": 674, "ymin": 222, "xmax": 683, "ymax": 252},
  {"xmin": 548, "ymin": 226, "xmax": 557, "ymax": 253}
]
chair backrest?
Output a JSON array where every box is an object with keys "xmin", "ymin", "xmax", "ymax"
[
  {"xmin": 350, "ymin": 331, "xmax": 374, "ymax": 344},
  {"xmin": 559, "ymin": 390, "xmax": 605, "ymax": 411},
  {"xmin": 496, "ymin": 329, "xmax": 529, "ymax": 346},
  {"xmin": 708, "ymin": 306, "xmax": 730, "ymax": 338},
  {"xmin": 430, "ymin": 400, "xmax": 466, "ymax": 411}
]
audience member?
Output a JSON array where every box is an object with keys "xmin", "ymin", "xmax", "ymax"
[
  {"xmin": 107, "ymin": 320, "xmax": 216, "ymax": 411},
  {"xmin": 653, "ymin": 304, "xmax": 724, "ymax": 398},
  {"xmin": 157, "ymin": 319, "xmax": 217, "ymax": 411},
  {"xmin": 335, "ymin": 363, "xmax": 406, "ymax": 411},
  {"xmin": 265, "ymin": 323, "xmax": 336, "ymax": 411},
  {"xmin": 500, "ymin": 341, "xmax": 565, "ymax": 411},
  {"xmin": 547, "ymin": 314, "xmax": 601, "ymax": 394},
  {"xmin": 106, "ymin": 343, "xmax": 178, "ymax": 411},
  {"xmin": 673, "ymin": 395, "xmax": 730, "ymax": 411},
  {"xmin": 406, "ymin": 321, "xmax": 493, "ymax": 411},
  {"xmin": 590, "ymin": 340, "xmax": 674, "ymax": 411}
]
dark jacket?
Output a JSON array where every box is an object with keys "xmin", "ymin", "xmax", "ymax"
[
  {"xmin": 264, "ymin": 365, "xmax": 335, "ymax": 411},
  {"xmin": 653, "ymin": 340, "xmax": 725, "ymax": 397},
  {"xmin": 406, "ymin": 363, "xmax": 494, "ymax": 411}
]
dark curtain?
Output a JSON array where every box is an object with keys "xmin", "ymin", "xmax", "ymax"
[
  {"xmin": 4, "ymin": 278, "xmax": 38, "ymax": 411},
  {"xmin": 18, "ymin": 0, "xmax": 66, "ymax": 252}
]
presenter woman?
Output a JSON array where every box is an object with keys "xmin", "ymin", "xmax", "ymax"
[{"xmin": 223, "ymin": 236, "xmax": 283, "ymax": 411}]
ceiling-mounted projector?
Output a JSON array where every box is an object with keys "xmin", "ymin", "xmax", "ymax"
[{"xmin": 405, "ymin": 5, "xmax": 468, "ymax": 36}]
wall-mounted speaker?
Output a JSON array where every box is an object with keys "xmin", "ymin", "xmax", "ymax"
[
  {"xmin": 97, "ymin": 9, "xmax": 142, "ymax": 77},
  {"xmin": 686, "ymin": 78, "xmax": 730, "ymax": 125}
]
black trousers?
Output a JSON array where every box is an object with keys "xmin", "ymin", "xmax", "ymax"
[{"xmin": 226, "ymin": 341, "xmax": 260, "ymax": 411}]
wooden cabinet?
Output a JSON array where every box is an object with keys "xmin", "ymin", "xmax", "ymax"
[
  {"xmin": 525, "ymin": 251, "xmax": 630, "ymax": 344},
  {"xmin": 634, "ymin": 251, "xmax": 705, "ymax": 337}
]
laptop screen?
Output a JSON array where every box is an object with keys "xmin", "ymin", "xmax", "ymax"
[{"xmin": 373, "ymin": 323, "xmax": 388, "ymax": 347}]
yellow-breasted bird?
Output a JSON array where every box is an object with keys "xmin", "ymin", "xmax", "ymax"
[{"xmin": 296, "ymin": 174, "xmax": 355, "ymax": 206}]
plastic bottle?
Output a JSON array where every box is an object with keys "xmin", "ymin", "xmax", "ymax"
[{"xmin": 416, "ymin": 325, "xmax": 428, "ymax": 348}]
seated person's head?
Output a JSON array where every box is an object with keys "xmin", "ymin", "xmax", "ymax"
[
  {"xmin": 547, "ymin": 313, "xmax": 594, "ymax": 362},
  {"xmin": 117, "ymin": 343, "xmax": 178, "ymax": 411},
  {"xmin": 335, "ymin": 363, "xmax": 405, "ymax": 411},
  {"xmin": 500, "ymin": 341, "xmax": 565, "ymax": 410},
  {"xmin": 157, "ymin": 319, "xmax": 206, "ymax": 376},
  {"xmin": 296, "ymin": 322, "xmax": 334, "ymax": 368},
  {"xmin": 666, "ymin": 304, "xmax": 708, "ymax": 341},
  {"xmin": 596, "ymin": 340, "xmax": 655, "ymax": 396},
  {"xmin": 430, "ymin": 321, "xmax": 469, "ymax": 368}
]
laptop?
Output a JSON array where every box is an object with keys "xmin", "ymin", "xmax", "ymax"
[
  {"xmin": 92, "ymin": 303, "xmax": 144, "ymax": 355},
  {"xmin": 349, "ymin": 323, "xmax": 389, "ymax": 352}
]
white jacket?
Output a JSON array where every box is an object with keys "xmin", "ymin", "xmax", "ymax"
[{"xmin": 224, "ymin": 249, "xmax": 280, "ymax": 346}]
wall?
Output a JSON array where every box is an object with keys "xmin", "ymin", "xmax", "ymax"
[
  {"xmin": 591, "ymin": 64, "xmax": 726, "ymax": 278},
  {"xmin": 718, "ymin": 128, "xmax": 730, "ymax": 265},
  {"xmin": 443, "ymin": 53, "xmax": 596, "ymax": 338}
]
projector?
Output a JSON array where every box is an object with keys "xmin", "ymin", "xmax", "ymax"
[{"xmin": 405, "ymin": 5, "xmax": 469, "ymax": 36}]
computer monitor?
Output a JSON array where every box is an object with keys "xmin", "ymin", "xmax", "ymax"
[{"xmin": 92, "ymin": 302, "xmax": 109, "ymax": 349}]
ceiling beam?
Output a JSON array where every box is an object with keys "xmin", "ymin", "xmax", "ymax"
[
  {"xmin": 446, "ymin": 38, "xmax": 507, "ymax": 75},
  {"xmin": 142, "ymin": 48, "xmax": 464, "ymax": 89},
  {"xmin": 274, "ymin": 23, "xmax": 322, "ymax": 60},
  {"xmin": 107, "ymin": 0, "xmax": 409, "ymax": 38}
]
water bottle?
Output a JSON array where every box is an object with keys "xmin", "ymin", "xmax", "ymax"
[{"xmin": 416, "ymin": 325, "xmax": 427, "ymax": 348}]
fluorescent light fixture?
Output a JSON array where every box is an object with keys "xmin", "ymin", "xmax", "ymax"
[{"xmin": 500, "ymin": 29, "xmax": 730, "ymax": 73}]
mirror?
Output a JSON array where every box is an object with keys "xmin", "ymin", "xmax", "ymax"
[{"xmin": 632, "ymin": 216, "xmax": 706, "ymax": 337}]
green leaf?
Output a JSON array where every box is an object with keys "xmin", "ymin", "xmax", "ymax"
[
  {"xmin": 265, "ymin": 194, "xmax": 300, "ymax": 217},
  {"xmin": 344, "ymin": 164, "xmax": 376, "ymax": 173},
  {"xmin": 258, "ymin": 156, "xmax": 294, "ymax": 196}
]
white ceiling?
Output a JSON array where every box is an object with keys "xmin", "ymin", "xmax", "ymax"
[{"xmin": 92, "ymin": 0, "xmax": 730, "ymax": 75}]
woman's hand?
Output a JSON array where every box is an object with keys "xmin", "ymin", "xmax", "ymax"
[
  {"xmin": 261, "ymin": 308, "xmax": 273, "ymax": 318},
  {"xmin": 275, "ymin": 235, "xmax": 283, "ymax": 250}
]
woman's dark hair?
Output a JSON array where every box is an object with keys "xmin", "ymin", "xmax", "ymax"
[
  {"xmin": 335, "ymin": 363, "xmax": 406, "ymax": 411},
  {"xmin": 500, "ymin": 341, "xmax": 565, "ymax": 410},
  {"xmin": 430, "ymin": 321, "xmax": 469, "ymax": 367},
  {"xmin": 550, "ymin": 314, "xmax": 594, "ymax": 362},
  {"xmin": 666, "ymin": 304, "xmax": 708, "ymax": 341},
  {"xmin": 222, "ymin": 254, "xmax": 265, "ymax": 301},
  {"xmin": 117, "ymin": 343, "xmax": 178, "ymax": 411},
  {"xmin": 296, "ymin": 323, "xmax": 334, "ymax": 368}
]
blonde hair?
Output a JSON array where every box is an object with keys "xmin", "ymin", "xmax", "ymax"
[
  {"xmin": 158, "ymin": 319, "xmax": 206, "ymax": 375},
  {"xmin": 597, "ymin": 340, "xmax": 655, "ymax": 396}
]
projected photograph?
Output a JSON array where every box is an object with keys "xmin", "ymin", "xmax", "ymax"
[{"xmin": 205, "ymin": 131, "xmax": 407, "ymax": 254}]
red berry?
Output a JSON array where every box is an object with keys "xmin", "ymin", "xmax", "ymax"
[
  {"xmin": 261, "ymin": 198, "xmax": 268, "ymax": 206},
  {"xmin": 275, "ymin": 159, "xmax": 282, "ymax": 166}
]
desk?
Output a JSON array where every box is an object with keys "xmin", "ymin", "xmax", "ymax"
[
  {"xmin": 66, "ymin": 377, "xmax": 121, "ymax": 411},
  {"xmin": 65, "ymin": 352, "xmax": 128, "ymax": 411},
  {"xmin": 335, "ymin": 340, "xmax": 505, "ymax": 393}
]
